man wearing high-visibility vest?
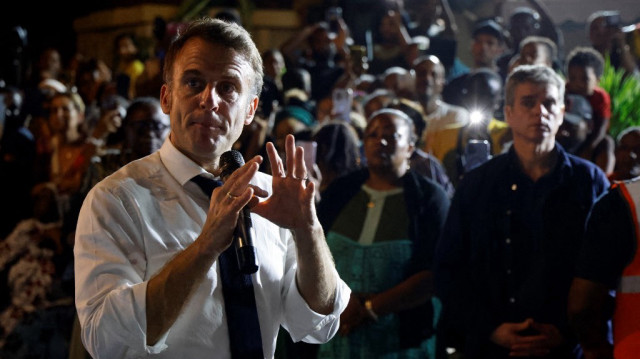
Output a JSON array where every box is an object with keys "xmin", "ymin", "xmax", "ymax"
[{"xmin": 569, "ymin": 178, "xmax": 640, "ymax": 359}]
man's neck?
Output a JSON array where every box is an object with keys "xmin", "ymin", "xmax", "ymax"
[
  {"xmin": 513, "ymin": 139, "xmax": 558, "ymax": 182},
  {"xmin": 421, "ymin": 97, "xmax": 441, "ymax": 115},
  {"xmin": 169, "ymin": 134, "xmax": 221, "ymax": 175},
  {"xmin": 474, "ymin": 63, "xmax": 498, "ymax": 72}
]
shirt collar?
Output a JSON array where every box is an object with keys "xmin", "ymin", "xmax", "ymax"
[
  {"xmin": 506, "ymin": 142, "xmax": 573, "ymax": 184},
  {"xmin": 159, "ymin": 137, "xmax": 217, "ymax": 187}
]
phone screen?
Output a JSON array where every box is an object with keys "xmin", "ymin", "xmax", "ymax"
[
  {"xmin": 326, "ymin": 7, "xmax": 342, "ymax": 33},
  {"xmin": 463, "ymin": 140, "xmax": 491, "ymax": 173},
  {"xmin": 332, "ymin": 88, "xmax": 352, "ymax": 123},
  {"xmin": 296, "ymin": 140, "xmax": 317, "ymax": 174},
  {"xmin": 0, "ymin": 94, "xmax": 6, "ymax": 139}
]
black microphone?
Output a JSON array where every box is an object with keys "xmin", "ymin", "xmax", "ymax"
[{"xmin": 219, "ymin": 150, "xmax": 259, "ymax": 274}]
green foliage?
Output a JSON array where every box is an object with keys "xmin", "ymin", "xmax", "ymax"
[{"xmin": 599, "ymin": 56, "xmax": 640, "ymax": 140}]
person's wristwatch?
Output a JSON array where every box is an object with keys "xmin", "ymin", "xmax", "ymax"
[{"xmin": 364, "ymin": 299, "xmax": 379, "ymax": 322}]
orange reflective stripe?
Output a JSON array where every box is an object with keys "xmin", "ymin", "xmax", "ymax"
[
  {"xmin": 614, "ymin": 181, "xmax": 640, "ymax": 353},
  {"xmin": 617, "ymin": 182, "xmax": 640, "ymax": 275}
]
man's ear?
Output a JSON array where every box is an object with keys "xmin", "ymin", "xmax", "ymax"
[
  {"xmin": 245, "ymin": 95, "xmax": 259, "ymax": 125},
  {"xmin": 407, "ymin": 141, "xmax": 415, "ymax": 160},
  {"xmin": 504, "ymin": 105, "xmax": 513, "ymax": 127},
  {"xmin": 160, "ymin": 84, "xmax": 171, "ymax": 114}
]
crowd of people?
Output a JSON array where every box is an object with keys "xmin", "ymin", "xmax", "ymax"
[{"xmin": 0, "ymin": 0, "xmax": 640, "ymax": 358}]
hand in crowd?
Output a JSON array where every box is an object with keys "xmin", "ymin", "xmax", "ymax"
[
  {"xmin": 490, "ymin": 318, "xmax": 563, "ymax": 357},
  {"xmin": 338, "ymin": 293, "xmax": 372, "ymax": 336},
  {"xmin": 92, "ymin": 107, "xmax": 124, "ymax": 140}
]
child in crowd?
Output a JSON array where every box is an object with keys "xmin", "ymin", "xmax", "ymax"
[{"xmin": 565, "ymin": 46, "xmax": 615, "ymax": 174}]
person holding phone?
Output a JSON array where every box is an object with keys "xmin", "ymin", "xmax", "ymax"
[
  {"xmin": 279, "ymin": 18, "xmax": 348, "ymax": 102},
  {"xmin": 588, "ymin": 10, "xmax": 639, "ymax": 76},
  {"xmin": 434, "ymin": 65, "xmax": 609, "ymax": 358}
]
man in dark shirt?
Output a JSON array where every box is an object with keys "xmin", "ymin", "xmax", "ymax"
[
  {"xmin": 568, "ymin": 180, "xmax": 638, "ymax": 358},
  {"xmin": 434, "ymin": 65, "xmax": 609, "ymax": 359}
]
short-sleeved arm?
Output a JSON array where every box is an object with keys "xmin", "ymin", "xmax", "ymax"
[{"xmin": 575, "ymin": 188, "xmax": 636, "ymax": 289}]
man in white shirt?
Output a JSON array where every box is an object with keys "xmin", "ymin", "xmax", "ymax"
[{"xmin": 74, "ymin": 18, "xmax": 350, "ymax": 359}]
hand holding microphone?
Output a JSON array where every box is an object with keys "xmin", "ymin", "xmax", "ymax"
[{"xmin": 220, "ymin": 150, "xmax": 259, "ymax": 274}]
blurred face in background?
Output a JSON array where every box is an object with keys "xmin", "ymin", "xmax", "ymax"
[
  {"xmin": 364, "ymin": 112, "xmax": 414, "ymax": 177},
  {"xmin": 520, "ymin": 42, "xmax": 552, "ymax": 67},
  {"xmin": 39, "ymin": 48, "xmax": 62, "ymax": 79},
  {"xmin": 263, "ymin": 51, "xmax": 284, "ymax": 80},
  {"xmin": 124, "ymin": 103, "xmax": 170, "ymax": 159},
  {"xmin": 615, "ymin": 129, "xmax": 640, "ymax": 178},
  {"xmin": 509, "ymin": 13, "xmax": 540, "ymax": 48},
  {"xmin": 588, "ymin": 16, "xmax": 617, "ymax": 52},
  {"xmin": 413, "ymin": 56, "xmax": 444, "ymax": 104},
  {"xmin": 309, "ymin": 27, "xmax": 335, "ymax": 62},
  {"xmin": 472, "ymin": 34, "xmax": 503, "ymax": 68},
  {"xmin": 505, "ymin": 81, "xmax": 564, "ymax": 147},
  {"xmin": 566, "ymin": 65, "xmax": 598, "ymax": 97},
  {"xmin": 49, "ymin": 94, "xmax": 84, "ymax": 142},
  {"xmin": 117, "ymin": 36, "xmax": 138, "ymax": 62}
]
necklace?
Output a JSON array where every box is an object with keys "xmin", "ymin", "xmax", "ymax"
[{"xmin": 364, "ymin": 186, "xmax": 402, "ymax": 208}]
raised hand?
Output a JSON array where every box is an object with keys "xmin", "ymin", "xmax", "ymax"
[{"xmin": 252, "ymin": 134, "xmax": 317, "ymax": 233}]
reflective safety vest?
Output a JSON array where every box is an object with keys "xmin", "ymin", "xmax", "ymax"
[{"xmin": 613, "ymin": 180, "xmax": 640, "ymax": 359}]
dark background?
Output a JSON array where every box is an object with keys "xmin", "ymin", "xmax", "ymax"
[{"xmin": 0, "ymin": 1, "xmax": 176, "ymax": 65}]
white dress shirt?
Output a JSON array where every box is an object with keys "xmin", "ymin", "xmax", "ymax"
[{"xmin": 74, "ymin": 138, "xmax": 350, "ymax": 359}]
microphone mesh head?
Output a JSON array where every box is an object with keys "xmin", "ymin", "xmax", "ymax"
[{"xmin": 220, "ymin": 150, "xmax": 245, "ymax": 180}]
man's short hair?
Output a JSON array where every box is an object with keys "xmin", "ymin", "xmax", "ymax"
[
  {"xmin": 163, "ymin": 17, "xmax": 263, "ymax": 96},
  {"xmin": 472, "ymin": 19, "xmax": 506, "ymax": 44},
  {"xmin": 387, "ymin": 98, "xmax": 427, "ymax": 138},
  {"xmin": 510, "ymin": 7, "xmax": 541, "ymax": 24},
  {"xmin": 505, "ymin": 64, "xmax": 565, "ymax": 107},
  {"xmin": 587, "ymin": 11, "xmax": 613, "ymax": 27},
  {"xmin": 282, "ymin": 68, "xmax": 311, "ymax": 94},
  {"xmin": 412, "ymin": 54, "xmax": 442, "ymax": 69},
  {"xmin": 519, "ymin": 36, "xmax": 558, "ymax": 61},
  {"xmin": 616, "ymin": 125, "xmax": 640, "ymax": 143},
  {"xmin": 52, "ymin": 91, "xmax": 86, "ymax": 114},
  {"xmin": 565, "ymin": 46, "xmax": 605, "ymax": 78},
  {"xmin": 362, "ymin": 88, "xmax": 394, "ymax": 108}
]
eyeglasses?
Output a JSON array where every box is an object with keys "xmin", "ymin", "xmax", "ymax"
[
  {"xmin": 127, "ymin": 120, "xmax": 169, "ymax": 136},
  {"xmin": 363, "ymin": 131, "xmax": 402, "ymax": 144}
]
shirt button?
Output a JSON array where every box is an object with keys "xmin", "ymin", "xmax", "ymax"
[
  {"xmin": 509, "ymin": 297, "xmax": 516, "ymax": 303},
  {"xmin": 505, "ymin": 238, "xmax": 511, "ymax": 244},
  {"xmin": 511, "ymin": 184, "xmax": 517, "ymax": 191}
]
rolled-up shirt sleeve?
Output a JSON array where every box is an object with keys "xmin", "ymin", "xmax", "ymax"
[
  {"xmin": 75, "ymin": 185, "xmax": 161, "ymax": 358},
  {"xmin": 75, "ymin": 162, "xmax": 351, "ymax": 357}
]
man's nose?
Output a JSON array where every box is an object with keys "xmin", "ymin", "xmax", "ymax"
[
  {"xmin": 200, "ymin": 85, "xmax": 220, "ymax": 111},
  {"xmin": 534, "ymin": 102, "xmax": 550, "ymax": 116}
]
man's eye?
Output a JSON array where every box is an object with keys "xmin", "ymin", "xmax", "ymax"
[
  {"xmin": 218, "ymin": 82, "xmax": 236, "ymax": 94},
  {"xmin": 186, "ymin": 78, "xmax": 203, "ymax": 89},
  {"xmin": 521, "ymin": 99, "xmax": 535, "ymax": 108}
]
